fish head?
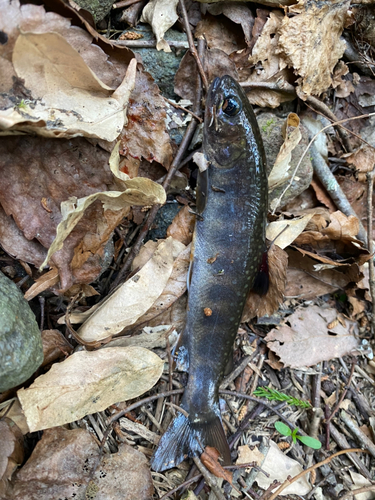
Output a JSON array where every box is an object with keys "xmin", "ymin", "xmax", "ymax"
[{"xmin": 204, "ymin": 75, "xmax": 257, "ymax": 168}]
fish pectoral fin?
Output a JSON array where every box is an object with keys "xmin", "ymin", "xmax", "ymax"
[
  {"xmin": 151, "ymin": 409, "xmax": 231, "ymax": 472},
  {"xmin": 196, "ymin": 168, "xmax": 208, "ymax": 215},
  {"xmin": 252, "ymin": 250, "xmax": 269, "ymax": 296}
]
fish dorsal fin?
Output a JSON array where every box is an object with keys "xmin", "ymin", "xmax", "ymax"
[{"xmin": 252, "ymin": 250, "xmax": 269, "ymax": 296}]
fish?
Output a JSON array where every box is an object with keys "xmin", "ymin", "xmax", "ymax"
[{"xmin": 151, "ymin": 75, "xmax": 268, "ymax": 472}]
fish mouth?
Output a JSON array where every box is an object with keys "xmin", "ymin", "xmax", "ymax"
[{"xmin": 206, "ymin": 77, "xmax": 224, "ymax": 129}]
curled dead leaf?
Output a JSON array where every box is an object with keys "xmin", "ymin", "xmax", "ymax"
[{"xmin": 201, "ymin": 446, "xmax": 233, "ymax": 484}]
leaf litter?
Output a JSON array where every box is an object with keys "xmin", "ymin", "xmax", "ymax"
[{"xmin": 1, "ymin": 0, "xmax": 375, "ymax": 499}]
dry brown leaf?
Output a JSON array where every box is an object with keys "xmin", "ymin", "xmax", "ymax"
[
  {"xmin": 201, "ymin": 446, "xmax": 233, "ymax": 484},
  {"xmin": 277, "ymin": 0, "xmax": 350, "ymax": 95},
  {"xmin": 310, "ymin": 179, "xmax": 336, "ymax": 212},
  {"xmin": 265, "ymin": 304, "xmax": 359, "ymax": 368},
  {"xmin": 120, "ymin": 69, "xmax": 173, "ymax": 170},
  {"xmin": 1, "ymin": 33, "xmax": 136, "ymax": 140},
  {"xmin": 0, "ymin": 400, "xmax": 29, "ymax": 435},
  {"xmin": 167, "ymin": 206, "xmax": 195, "ymax": 245},
  {"xmin": 242, "ymin": 244, "xmax": 287, "ymax": 321},
  {"xmin": 8, "ymin": 426, "xmax": 154, "ymax": 500},
  {"xmin": 0, "ymin": 205, "xmax": 47, "ymax": 267},
  {"xmin": 322, "ymin": 211, "xmax": 360, "ymax": 241},
  {"xmin": 345, "ymin": 145, "xmax": 375, "ymax": 174},
  {"xmin": 266, "ymin": 213, "xmax": 315, "ymax": 249},
  {"xmin": 146, "ymin": 294, "xmax": 187, "ymax": 333},
  {"xmin": 24, "ymin": 268, "xmax": 59, "ymax": 301},
  {"xmin": 207, "ymin": 3, "xmax": 254, "ymax": 45},
  {"xmin": 103, "ymin": 325, "xmax": 178, "ymax": 351},
  {"xmin": 17, "ymin": 346, "xmax": 163, "ymax": 432},
  {"xmin": 236, "ymin": 444, "xmax": 264, "ymax": 471},
  {"xmin": 41, "ymin": 329, "xmax": 73, "ymax": 367},
  {"xmin": 195, "ymin": 14, "xmax": 246, "ymax": 55},
  {"xmin": 77, "ymin": 237, "xmax": 184, "ymax": 342},
  {"xmin": 140, "ymin": 0, "xmax": 179, "ymax": 52},
  {"xmin": 268, "ymin": 113, "xmax": 302, "ymax": 191},
  {"xmin": 0, "ymin": 418, "xmax": 24, "ymax": 498},
  {"xmin": 285, "ymin": 247, "xmax": 362, "ymax": 300}
]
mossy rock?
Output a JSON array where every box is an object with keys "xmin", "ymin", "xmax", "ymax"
[{"xmin": 0, "ymin": 272, "xmax": 43, "ymax": 392}]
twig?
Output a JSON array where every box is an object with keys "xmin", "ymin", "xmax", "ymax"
[
  {"xmin": 112, "ymin": 0, "xmax": 142, "ymax": 8},
  {"xmin": 110, "ymin": 39, "xmax": 204, "ymax": 290},
  {"xmin": 164, "ymin": 97, "xmax": 203, "ymax": 123},
  {"xmin": 328, "ymin": 424, "xmax": 372, "ymax": 480},
  {"xmin": 367, "ymin": 167, "xmax": 375, "ymax": 336},
  {"xmin": 309, "ymin": 145, "xmax": 367, "ymax": 243},
  {"xmin": 267, "ymin": 448, "xmax": 368, "ymax": 500},
  {"xmin": 325, "ymin": 359, "xmax": 356, "ymax": 426},
  {"xmin": 39, "ymin": 296, "xmax": 45, "ymax": 331},
  {"xmin": 159, "ymin": 473, "xmax": 203, "ymax": 499},
  {"xmin": 339, "ymin": 485, "xmax": 375, "ymax": 500},
  {"xmin": 179, "ymin": 0, "xmax": 209, "ymax": 90},
  {"xmin": 340, "ymin": 410, "xmax": 375, "ymax": 459},
  {"xmin": 304, "ymin": 94, "xmax": 352, "ymax": 152},
  {"xmin": 220, "ymin": 352, "xmax": 258, "ymax": 390},
  {"xmin": 271, "ymin": 112, "xmax": 375, "ymax": 215},
  {"xmin": 193, "ymin": 456, "xmax": 226, "ymax": 500},
  {"xmin": 240, "ymin": 80, "xmax": 296, "ymax": 96},
  {"xmin": 115, "ymin": 39, "xmax": 190, "ymax": 48}
]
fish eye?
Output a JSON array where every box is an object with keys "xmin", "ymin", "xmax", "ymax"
[{"xmin": 222, "ymin": 95, "xmax": 242, "ymax": 116}]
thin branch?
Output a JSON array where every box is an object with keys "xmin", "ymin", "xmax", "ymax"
[
  {"xmin": 179, "ymin": 0, "xmax": 209, "ymax": 90},
  {"xmin": 271, "ymin": 112, "xmax": 375, "ymax": 215},
  {"xmin": 193, "ymin": 456, "xmax": 226, "ymax": 500},
  {"xmin": 267, "ymin": 448, "xmax": 369, "ymax": 500},
  {"xmin": 367, "ymin": 167, "xmax": 375, "ymax": 337},
  {"xmin": 339, "ymin": 485, "xmax": 375, "ymax": 500},
  {"xmin": 164, "ymin": 97, "xmax": 203, "ymax": 123},
  {"xmin": 115, "ymin": 39, "xmax": 190, "ymax": 48}
]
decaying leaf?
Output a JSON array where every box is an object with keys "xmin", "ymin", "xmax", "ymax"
[
  {"xmin": 268, "ymin": 113, "xmax": 302, "ymax": 190},
  {"xmin": 103, "ymin": 325, "xmax": 178, "ymax": 351},
  {"xmin": 167, "ymin": 206, "xmax": 195, "ymax": 245},
  {"xmin": 345, "ymin": 145, "xmax": 375, "ymax": 174},
  {"xmin": 265, "ymin": 305, "xmax": 359, "ymax": 368},
  {"xmin": 238, "ymin": 440, "xmax": 311, "ymax": 495},
  {"xmin": 236, "ymin": 444, "xmax": 264, "ymax": 471},
  {"xmin": 201, "ymin": 446, "xmax": 233, "ymax": 484},
  {"xmin": 242, "ymin": 243, "xmax": 288, "ymax": 321},
  {"xmin": 267, "ymin": 213, "xmax": 316, "ymax": 249},
  {"xmin": 24, "ymin": 268, "xmax": 59, "ymax": 301},
  {"xmin": 17, "ymin": 346, "xmax": 164, "ymax": 432},
  {"xmin": 206, "ymin": 3, "xmax": 254, "ymax": 45},
  {"xmin": 77, "ymin": 237, "xmax": 185, "ymax": 342},
  {"xmin": 195, "ymin": 14, "xmax": 246, "ymax": 55},
  {"xmin": 41, "ymin": 329, "xmax": 73, "ymax": 367},
  {"xmin": 277, "ymin": 0, "xmax": 351, "ymax": 95},
  {"xmin": 0, "ymin": 418, "xmax": 24, "ymax": 498},
  {"xmin": 8, "ymin": 426, "xmax": 155, "ymax": 500},
  {"xmin": 1, "ymin": 33, "xmax": 136, "ymax": 140},
  {"xmin": 40, "ymin": 142, "xmax": 166, "ymax": 273},
  {"xmin": 140, "ymin": 0, "xmax": 179, "ymax": 52}
]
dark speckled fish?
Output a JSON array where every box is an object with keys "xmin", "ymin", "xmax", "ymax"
[{"xmin": 151, "ymin": 75, "xmax": 268, "ymax": 472}]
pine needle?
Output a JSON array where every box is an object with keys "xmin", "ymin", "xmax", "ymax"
[{"xmin": 253, "ymin": 386, "xmax": 311, "ymax": 408}]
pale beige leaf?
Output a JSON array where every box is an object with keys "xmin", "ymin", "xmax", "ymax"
[
  {"xmin": 236, "ymin": 445, "xmax": 265, "ymax": 471},
  {"xmin": 24, "ymin": 268, "xmax": 59, "ymax": 301},
  {"xmin": 1, "ymin": 33, "xmax": 136, "ymax": 140},
  {"xmin": 277, "ymin": 0, "xmax": 350, "ymax": 95},
  {"xmin": 268, "ymin": 113, "xmax": 302, "ymax": 190},
  {"xmin": 103, "ymin": 325, "xmax": 178, "ymax": 350},
  {"xmin": 141, "ymin": 0, "xmax": 179, "ymax": 53},
  {"xmin": 247, "ymin": 441, "xmax": 311, "ymax": 495},
  {"xmin": 40, "ymin": 174, "xmax": 166, "ymax": 271},
  {"xmin": 266, "ymin": 213, "xmax": 315, "ymax": 249},
  {"xmin": 77, "ymin": 237, "xmax": 185, "ymax": 342},
  {"xmin": 265, "ymin": 305, "xmax": 359, "ymax": 368},
  {"xmin": 17, "ymin": 346, "xmax": 164, "ymax": 432}
]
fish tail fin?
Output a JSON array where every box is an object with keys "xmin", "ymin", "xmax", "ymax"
[{"xmin": 151, "ymin": 410, "xmax": 231, "ymax": 472}]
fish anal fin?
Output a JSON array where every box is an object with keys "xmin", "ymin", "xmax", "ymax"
[{"xmin": 252, "ymin": 250, "xmax": 269, "ymax": 296}]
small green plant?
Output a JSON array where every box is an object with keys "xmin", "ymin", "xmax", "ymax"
[
  {"xmin": 15, "ymin": 99, "xmax": 27, "ymax": 110},
  {"xmin": 253, "ymin": 386, "xmax": 311, "ymax": 408},
  {"xmin": 275, "ymin": 421, "xmax": 322, "ymax": 450},
  {"xmin": 261, "ymin": 118, "xmax": 275, "ymax": 134}
]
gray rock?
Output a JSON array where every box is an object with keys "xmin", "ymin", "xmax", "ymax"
[
  {"xmin": 0, "ymin": 271, "xmax": 43, "ymax": 392},
  {"xmin": 73, "ymin": 0, "xmax": 113, "ymax": 23}
]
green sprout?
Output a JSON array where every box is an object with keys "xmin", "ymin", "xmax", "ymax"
[
  {"xmin": 275, "ymin": 421, "xmax": 322, "ymax": 450},
  {"xmin": 261, "ymin": 118, "xmax": 275, "ymax": 135},
  {"xmin": 15, "ymin": 99, "xmax": 27, "ymax": 109},
  {"xmin": 253, "ymin": 386, "xmax": 312, "ymax": 408}
]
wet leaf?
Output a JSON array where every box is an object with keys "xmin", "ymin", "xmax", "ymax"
[
  {"xmin": 0, "ymin": 418, "xmax": 24, "ymax": 498},
  {"xmin": 17, "ymin": 346, "xmax": 164, "ymax": 432},
  {"xmin": 265, "ymin": 305, "xmax": 359, "ymax": 368},
  {"xmin": 201, "ymin": 446, "xmax": 233, "ymax": 484},
  {"xmin": 167, "ymin": 206, "xmax": 195, "ymax": 245},
  {"xmin": 77, "ymin": 237, "xmax": 184, "ymax": 342}
]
